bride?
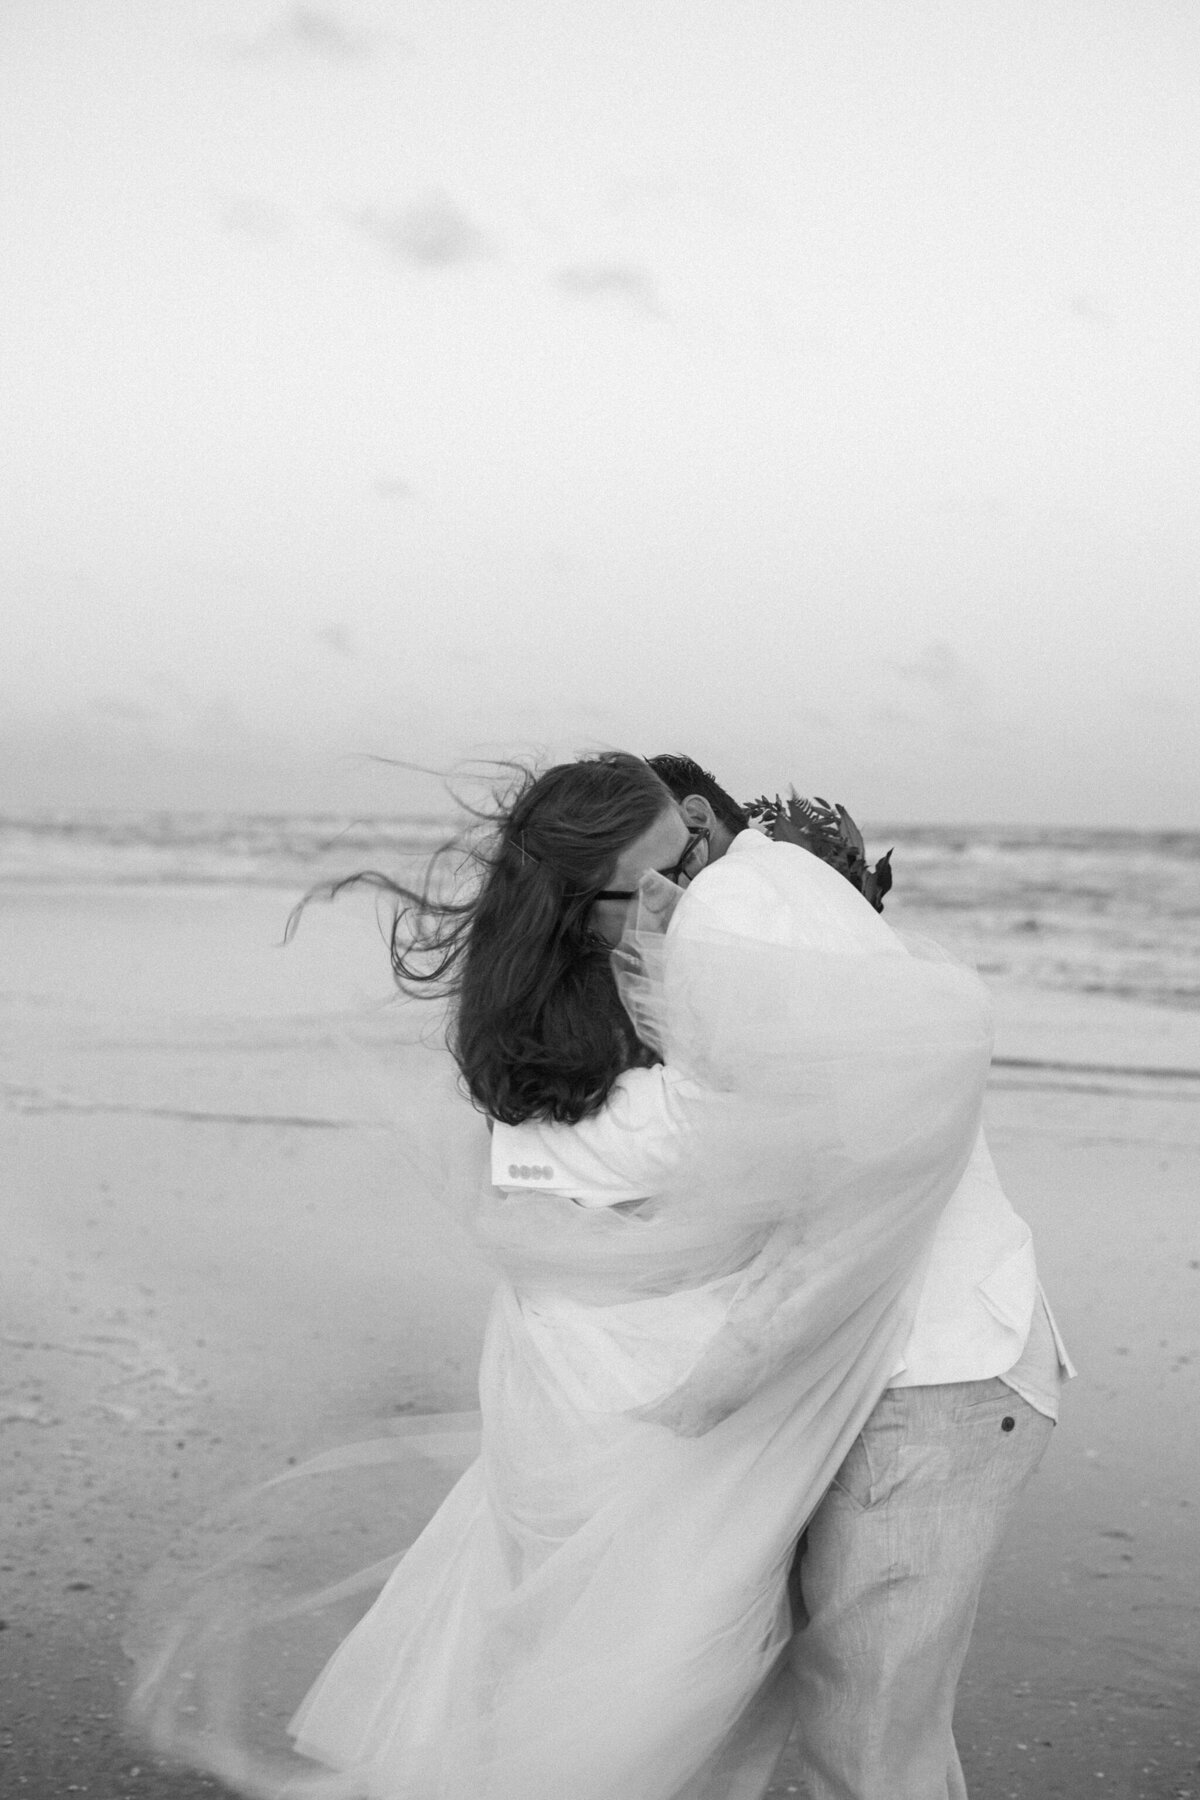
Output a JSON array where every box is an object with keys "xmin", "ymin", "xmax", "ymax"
[{"xmin": 131, "ymin": 751, "xmax": 992, "ymax": 1800}]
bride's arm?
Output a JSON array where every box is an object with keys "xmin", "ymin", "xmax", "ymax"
[
  {"xmin": 489, "ymin": 844, "xmax": 790, "ymax": 1208},
  {"xmin": 490, "ymin": 1064, "xmax": 698, "ymax": 1208}
]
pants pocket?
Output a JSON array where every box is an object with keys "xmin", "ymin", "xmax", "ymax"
[{"xmin": 828, "ymin": 1424, "xmax": 896, "ymax": 1510}]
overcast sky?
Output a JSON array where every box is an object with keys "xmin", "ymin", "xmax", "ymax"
[{"xmin": 3, "ymin": 0, "xmax": 1198, "ymax": 824}]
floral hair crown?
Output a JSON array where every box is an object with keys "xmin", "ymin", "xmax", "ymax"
[{"xmin": 741, "ymin": 791, "xmax": 893, "ymax": 913}]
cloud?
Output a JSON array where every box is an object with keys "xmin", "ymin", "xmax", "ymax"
[
  {"xmin": 90, "ymin": 696, "xmax": 156, "ymax": 724},
  {"xmin": 1069, "ymin": 292, "xmax": 1114, "ymax": 328},
  {"xmin": 215, "ymin": 194, "xmax": 292, "ymax": 239},
  {"xmin": 869, "ymin": 704, "xmax": 924, "ymax": 733},
  {"xmin": 930, "ymin": 491, "xmax": 1008, "ymax": 520},
  {"xmin": 228, "ymin": 5, "xmax": 391, "ymax": 62},
  {"xmin": 1121, "ymin": 683, "xmax": 1186, "ymax": 718},
  {"xmin": 891, "ymin": 640, "xmax": 965, "ymax": 690},
  {"xmin": 315, "ymin": 624, "xmax": 355, "ymax": 658},
  {"xmin": 343, "ymin": 197, "xmax": 492, "ymax": 269},
  {"xmin": 373, "ymin": 477, "xmax": 412, "ymax": 501},
  {"xmin": 551, "ymin": 263, "xmax": 664, "ymax": 316}
]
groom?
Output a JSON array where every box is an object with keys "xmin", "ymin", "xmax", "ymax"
[
  {"xmin": 644, "ymin": 753, "xmax": 1072, "ymax": 1800},
  {"xmin": 500, "ymin": 751, "xmax": 1072, "ymax": 1799}
]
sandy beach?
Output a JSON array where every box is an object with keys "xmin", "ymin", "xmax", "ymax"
[{"xmin": 2, "ymin": 881, "xmax": 1198, "ymax": 1798}]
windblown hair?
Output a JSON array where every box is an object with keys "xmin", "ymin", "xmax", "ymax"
[
  {"xmin": 291, "ymin": 753, "xmax": 676, "ymax": 1125},
  {"xmin": 646, "ymin": 753, "xmax": 748, "ymax": 838}
]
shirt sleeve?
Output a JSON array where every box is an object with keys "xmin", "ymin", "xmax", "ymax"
[
  {"xmin": 490, "ymin": 1064, "xmax": 699, "ymax": 1206},
  {"xmin": 681, "ymin": 833, "xmax": 904, "ymax": 954}
]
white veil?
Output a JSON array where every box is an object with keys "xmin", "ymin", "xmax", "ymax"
[{"xmin": 128, "ymin": 863, "xmax": 994, "ymax": 1800}]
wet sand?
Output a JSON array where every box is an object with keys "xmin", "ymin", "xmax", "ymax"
[{"xmin": 1, "ymin": 883, "xmax": 1197, "ymax": 1798}]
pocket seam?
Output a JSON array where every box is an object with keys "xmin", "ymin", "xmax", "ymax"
[{"xmin": 829, "ymin": 1431, "xmax": 877, "ymax": 1511}]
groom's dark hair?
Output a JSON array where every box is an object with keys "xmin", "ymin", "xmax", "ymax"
[{"xmin": 646, "ymin": 754, "xmax": 748, "ymax": 838}]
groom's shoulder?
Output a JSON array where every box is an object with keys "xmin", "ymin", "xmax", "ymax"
[
  {"xmin": 673, "ymin": 830, "xmax": 794, "ymax": 944},
  {"xmin": 679, "ymin": 830, "xmax": 899, "ymax": 953}
]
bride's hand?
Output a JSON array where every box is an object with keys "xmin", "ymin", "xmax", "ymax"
[{"xmin": 634, "ymin": 1390, "xmax": 738, "ymax": 1438}]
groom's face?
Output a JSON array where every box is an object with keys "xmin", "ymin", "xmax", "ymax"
[{"xmin": 588, "ymin": 806, "xmax": 709, "ymax": 946}]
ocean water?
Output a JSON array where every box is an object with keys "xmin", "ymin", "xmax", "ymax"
[
  {"xmin": 884, "ymin": 824, "xmax": 1200, "ymax": 1015},
  {"xmin": 1, "ymin": 810, "xmax": 1198, "ymax": 1018}
]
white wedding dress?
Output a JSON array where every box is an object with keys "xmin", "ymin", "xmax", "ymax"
[{"xmin": 130, "ymin": 848, "xmax": 994, "ymax": 1800}]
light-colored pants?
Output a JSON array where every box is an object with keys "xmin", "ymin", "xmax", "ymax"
[{"xmin": 787, "ymin": 1378, "xmax": 1054, "ymax": 1800}]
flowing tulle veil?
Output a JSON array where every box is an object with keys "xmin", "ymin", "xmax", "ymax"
[{"xmin": 126, "ymin": 865, "xmax": 994, "ymax": 1800}]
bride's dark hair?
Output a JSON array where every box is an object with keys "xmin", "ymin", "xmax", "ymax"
[{"xmin": 294, "ymin": 752, "xmax": 675, "ymax": 1126}]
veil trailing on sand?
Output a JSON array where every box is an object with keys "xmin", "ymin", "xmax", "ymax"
[{"xmin": 127, "ymin": 872, "xmax": 993, "ymax": 1800}]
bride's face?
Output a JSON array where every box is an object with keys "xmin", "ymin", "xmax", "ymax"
[{"xmin": 588, "ymin": 807, "xmax": 710, "ymax": 946}]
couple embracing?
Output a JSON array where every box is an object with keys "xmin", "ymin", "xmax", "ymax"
[{"xmin": 137, "ymin": 749, "xmax": 1072, "ymax": 1800}]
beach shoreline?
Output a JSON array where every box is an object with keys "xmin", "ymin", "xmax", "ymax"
[{"xmin": 1, "ymin": 882, "xmax": 1197, "ymax": 1798}]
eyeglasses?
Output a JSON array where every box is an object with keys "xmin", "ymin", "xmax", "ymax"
[{"xmin": 593, "ymin": 829, "xmax": 709, "ymax": 903}]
